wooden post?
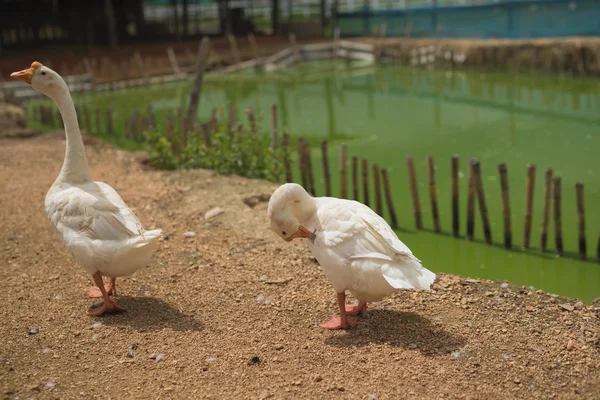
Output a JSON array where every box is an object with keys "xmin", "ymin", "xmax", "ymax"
[
  {"xmin": 575, "ymin": 181, "xmax": 586, "ymax": 260},
  {"xmin": 289, "ymin": 32, "xmax": 302, "ymax": 63},
  {"xmin": 210, "ymin": 108, "xmax": 219, "ymax": 133},
  {"xmin": 352, "ymin": 156, "xmax": 359, "ymax": 201},
  {"xmin": 473, "ymin": 161, "xmax": 492, "ymax": 245},
  {"xmin": 106, "ymin": 108, "xmax": 113, "ymax": 136},
  {"xmin": 451, "ymin": 154, "xmax": 459, "ymax": 237},
  {"xmin": 245, "ymin": 108, "xmax": 257, "ymax": 136},
  {"xmin": 540, "ymin": 168, "xmax": 553, "ymax": 252},
  {"xmin": 167, "ymin": 47, "xmax": 182, "ymax": 74},
  {"xmin": 166, "ymin": 113, "xmax": 175, "ymax": 147},
  {"xmin": 407, "ymin": 156, "xmax": 422, "ymax": 229},
  {"xmin": 362, "ymin": 158, "xmax": 370, "ymax": 207},
  {"xmin": 340, "ymin": 145, "xmax": 347, "ymax": 199},
  {"xmin": 333, "ymin": 26, "xmax": 340, "ymax": 57},
  {"xmin": 523, "ymin": 164, "xmax": 536, "ymax": 248},
  {"xmin": 553, "ymin": 176, "xmax": 563, "ymax": 256},
  {"xmin": 304, "ymin": 141, "xmax": 316, "ymax": 196},
  {"xmin": 95, "ymin": 108, "xmax": 101, "ymax": 135},
  {"xmin": 466, "ymin": 159, "xmax": 476, "ymax": 241},
  {"xmin": 427, "ymin": 155, "xmax": 440, "ymax": 232},
  {"xmin": 381, "ymin": 168, "xmax": 398, "ymax": 229},
  {"xmin": 372, "ymin": 163, "xmax": 383, "ymax": 216},
  {"xmin": 282, "ymin": 131, "xmax": 293, "ymax": 183},
  {"xmin": 321, "ymin": 141, "xmax": 331, "ymax": 197},
  {"xmin": 498, "ymin": 163, "xmax": 511, "ymax": 249},
  {"xmin": 228, "ymin": 103, "xmax": 237, "ymax": 130},
  {"xmin": 248, "ymin": 33, "xmax": 259, "ymax": 60},
  {"xmin": 298, "ymin": 138, "xmax": 308, "ymax": 189},
  {"xmin": 185, "ymin": 37, "xmax": 211, "ymax": 134},
  {"xmin": 147, "ymin": 105, "xmax": 156, "ymax": 130},
  {"xmin": 228, "ymin": 34, "xmax": 241, "ymax": 64},
  {"xmin": 271, "ymin": 104, "xmax": 279, "ymax": 151}
]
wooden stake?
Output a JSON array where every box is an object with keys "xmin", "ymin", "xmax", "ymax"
[
  {"xmin": 271, "ymin": 104, "xmax": 279, "ymax": 151},
  {"xmin": 304, "ymin": 141, "xmax": 316, "ymax": 196},
  {"xmin": 575, "ymin": 181, "xmax": 586, "ymax": 260},
  {"xmin": 298, "ymin": 138, "xmax": 308, "ymax": 189},
  {"xmin": 352, "ymin": 156, "xmax": 359, "ymax": 201},
  {"xmin": 228, "ymin": 103, "xmax": 237, "ymax": 130},
  {"xmin": 210, "ymin": 108, "xmax": 219, "ymax": 132},
  {"xmin": 523, "ymin": 164, "xmax": 536, "ymax": 248},
  {"xmin": 228, "ymin": 34, "xmax": 241, "ymax": 64},
  {"xmin": 498, "ymin": 163, "xmax": 511, "ymax": 249},
  {"xmin": 466, "ymin": 159, "xmax": 476, "ymax": 241},
  {"xmin": 362, "ymin": 158, "xmax": 370, "ymax": 207},
  {"xmin": 282, "ymin": 131, "xmax": 293, "ymax": 183},
  {"xmin": 373, "ymin": 163, "xmax": 383, "ymax": 216},
  {"xmin": 94, "ymin": 108, "xmax": 101, "ymax": 135},
  {"xmin": 321, "ymin": 141, "xmax": 331, "ymax": 197},
  {"xmin": 340, "ymin": 145, "xmax": 347, "ymax": 199},
  {"xmin": 407, "ymin": 156, "xmax": 422, "ymax": 229},
  {"xmin": 289, "ymin": 32, "xmax": 302, "ymax": 63},
  {"xmin": 167, "ymin": 47, "xmax": 182, "ymax": 74},
  {"xmin": 427, "ymin": 155, "xmax": 440, "ymax": 232},
  {"xmin": 473, "ymin": 161, "xmax": 492, "ymax": 244},
  {"xmin": 106, "ymin": 108, "xmax": 113, "ymax": 136},
  {"xmin": 185, "ymin": 37, "xmax": 211, "ymax": 134},
  {"xmin": 553, "ymin": 176, "xmax": 563, "ymax": 256},
  {"xmin": 451, "ymin": 154, "xmax": 459, "ymax": 237},
  {"xmin": 540, "ymin": 168, "xmax": 553, "ymax": 252},
  {"xmin": 245, "ymin": 108, "xmax": 257, "ymax": 136},
  {"xmin": 381, "ymin": 168, "xmax": 398, "ymax": 228}
]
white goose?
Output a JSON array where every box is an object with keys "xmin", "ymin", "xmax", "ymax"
[
  {"xmin": 268, "ymin": 183, "xmax": 435, "ymax": 329},
  {"xmin": 11, "ymin": 62, "xmax": 162, "ymax": 316}
]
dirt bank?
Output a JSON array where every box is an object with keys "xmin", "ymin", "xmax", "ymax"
[{"xmin": 0, "ymin": 133, "xmax": 599, "ymax": 400}]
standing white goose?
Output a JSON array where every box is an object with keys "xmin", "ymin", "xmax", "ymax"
[
  {"xmin": 268, "ymin": 183, "xmax": 435, "ymax": 329},
  {"xmin": 11, "ymin": 62, "xmax": 162, "ymax": 316}
]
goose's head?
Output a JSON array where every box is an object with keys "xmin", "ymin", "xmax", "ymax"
[
  {"xmin": 11, "ymin": 61, "xmax": 66, "ymax": 101},
  {"xmin": 267, "ymin": 183, "xmax": 317, "ymax": 242}
]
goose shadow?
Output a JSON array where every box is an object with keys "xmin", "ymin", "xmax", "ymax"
[
  {"xmin": 88, "ymin": 296, "xmax": 202, "ymax": 332},
  {"xmin": 324, "ymin": 309, "xmax": 465, "ymax": 356}
]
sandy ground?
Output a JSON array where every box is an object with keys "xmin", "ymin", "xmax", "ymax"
[{"xmin": 1, "ymin": 133, "xmax": 599, "ymax": 400}]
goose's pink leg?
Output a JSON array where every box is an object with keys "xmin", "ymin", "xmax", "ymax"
[
  {"xmin": 87, "ymin": 272, "xmax": 126, "ymax": 316},
  {"xmin": 319, "ymin": 292, "xmax": 357, "ymax": 330},
  {"xmin": 88, "ymin": 277, "xmax": 117, "ymax": 298},
  {"xmin": 345, "ymin": 301, "xmax": 368, "ymax": 316}
]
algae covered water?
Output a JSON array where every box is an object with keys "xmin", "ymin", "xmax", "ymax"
[{"xmin": 63, "ymin": 60, "xmax": 600, "ymax": 302}]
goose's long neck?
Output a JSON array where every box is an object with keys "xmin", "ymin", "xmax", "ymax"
[{"xmin": 53, "ymin": 86, "xmax": 92, "ymax": 183}]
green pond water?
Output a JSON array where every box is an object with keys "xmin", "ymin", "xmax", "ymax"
[{"xmin": 34, "ymin": 60, "xmax": 600, "ymax": 302}]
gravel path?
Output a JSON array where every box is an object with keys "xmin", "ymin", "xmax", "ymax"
[{"xmin": 1, "ymin": 133, "xmax": 599, "ymax": 400}]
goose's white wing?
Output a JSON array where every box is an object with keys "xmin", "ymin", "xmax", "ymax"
[
  {"xmin": 316, "ymin": 198, "xmax": 434, "ymax": 290},
  {"xmin": 47, "ymin": 182, "xmax": 143, "ymax": 242}
]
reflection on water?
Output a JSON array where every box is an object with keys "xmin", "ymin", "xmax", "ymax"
[{"xmin": 78, "ymin": 61, "xmax": 600, "ymax": 302}]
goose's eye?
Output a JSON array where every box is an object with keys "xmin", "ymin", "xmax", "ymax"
[
  {"xmin": 282, "ymin": 231, "xmax": 287, "ymax": 235},
  {"xmin": 41, "ymin": 71, "xmax": 46, "ymax": 76}
]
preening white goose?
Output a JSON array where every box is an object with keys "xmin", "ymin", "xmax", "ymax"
[
  {"xmin": 267, "ymin": 183, "xmax": 436, "ymax": 330},
  {"xmin": 11, "ymin": 62, "xmax": 162, "ymax": 316}
]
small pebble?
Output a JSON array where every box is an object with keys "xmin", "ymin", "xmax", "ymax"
[
  {"xmin": 500, "ymin": 282, "xmax": 509, "ymax": 289},
  {"xmin": 155, "ymin": 353, "xmax": 164, "ymax": 362},
  {"xmin": 369, "ymin": 394, "xmax": 377, "ymax": 400},
  {"xmin": 264, "ymin": 298, "xmax": 272, "ymax": 306},
  {"xmin": 259, "ymin": 275, "xmax": 267, "ymax": 281},
  {"xmin": 92, "ymin": 322, "xmax": 103, "ymax": 329},
  {"xmin": 256, "ymin": 295, "xmax": 265, "ymax": 303},
  {"xmin": 206, "ymin": 357, "xmax": 217, "ymax": 362},
  {"xmin": 502, "ymin": 353, "xmax": 510, "ymax": 360},
  {"xmin": 566, "ymin": 340, "xmax": 574, "ymax": 351},
  {"xmin": 408, "ymin": 343, "xmax": 417, "ymax": 349},
  {"xmin": 450, "ymin": 351, "xmax": 462, "ymax": 359},
  {"xmin": 183, "ymin": 231, "xmax": 196, "ymax": 238},
  {"xmin": 91, "ymin": 334, "xmax": 99, "ymax": 341},
  {"xmin": 27, "ymin": 328, "xmax": 39, "ymax": 335},
  {"xmin": 314, "ymin": 375, "xmax": 323, "ymax": 382},
  {"xmin": 45, "ymin": 382, "xmax": 55, "ymax": 389},
  {"xmin": 274, "ymin": 344, "xmax": 284, "ymax": 350},
  {"xmin": 574, "ymin": 301, "xmax": 584, "ymax": 310}
]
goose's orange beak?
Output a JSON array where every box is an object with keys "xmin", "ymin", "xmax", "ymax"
[
  {"xmin": 287, "ymin": 225, "xmax": 315, "ymax": 241},
  {"xmin": 10, "ymin": 61, "xmax": 42, "ymax": 85}
]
